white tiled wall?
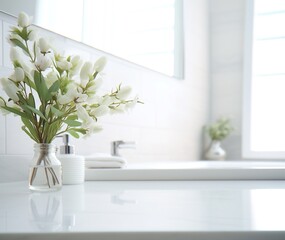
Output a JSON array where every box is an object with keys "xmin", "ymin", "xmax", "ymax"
[
  {"xmin": 209, "ymin": 0, "xmax": 246, "ymax": 159},
  {"xmin": 0, "ymin": 0, "xmax": 210, "ymax": 181}
]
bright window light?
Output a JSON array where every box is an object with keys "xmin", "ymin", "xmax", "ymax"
[
  {"xmin": 35, "ymin": 0, "xmax": 183, "ymax": 77},
  {"xmin": 83, "ymin": 0, "xmax": 177, "ymax": 76},
  {"xmin": 243, "ymin": 0, "xmax": 285, "ymax": 158},
  {"xmin": 35, "ymin": 0, "xmax": 84, "ymax": 42}
]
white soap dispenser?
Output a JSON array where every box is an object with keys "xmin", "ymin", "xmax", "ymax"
[{"xmin": 57, "ymin": 134, "xmax": 85, "ymax": 185}]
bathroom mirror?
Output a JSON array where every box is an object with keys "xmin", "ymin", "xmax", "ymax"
[{"xmin": 0, "ymin": 0, "xmax": 184, "ymax": 78}]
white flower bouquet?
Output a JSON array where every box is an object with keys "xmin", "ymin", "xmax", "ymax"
[{"xmin": 0, "ymin": 12, "xmax": 140, "ymax": 143}]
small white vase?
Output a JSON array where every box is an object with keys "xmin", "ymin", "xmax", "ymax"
[{"xmin": 205, "ymin": 140, "xmax": 226, "ymax": 160}]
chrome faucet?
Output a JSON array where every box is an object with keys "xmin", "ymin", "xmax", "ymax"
[{"xmin": 111, "ymin": 140, "xmax": 136, "ymax": 156}]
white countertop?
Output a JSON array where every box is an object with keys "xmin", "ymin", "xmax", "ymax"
[{"xmin": 1, "ymin": 180, "xmax": 285, "ymax": 240}]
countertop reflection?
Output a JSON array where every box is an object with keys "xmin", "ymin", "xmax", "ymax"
[{"xmin": 0, "ymin": 181, "xmax": 285, "ymax": 240}]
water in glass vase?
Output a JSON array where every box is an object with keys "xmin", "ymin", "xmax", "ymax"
[
  {"xmin": 29, "ymin": 165, "xmax": 62, "ymax": 191},
  {"xmin": 29, "ymin": 144, "xmax": 62, "ymax": 192}
]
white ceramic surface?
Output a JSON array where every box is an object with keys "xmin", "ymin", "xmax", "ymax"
[
  {"xmin": 0, "ymin": 181, "xmax": 285, "ymax": 240},
  {"xmin": 86, "ymin": 161, "xmax": 285, "ymax": 181}
]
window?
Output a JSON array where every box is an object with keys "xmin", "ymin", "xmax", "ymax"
[{"xmin": 243, "ymin": 0, "xmax": 285, "ymax": 158}]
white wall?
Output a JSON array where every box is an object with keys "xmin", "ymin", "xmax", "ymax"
[
  {"xmin": 0, "ymin": 0, "xmax": 37, "ymax": 17},
  {"xmin": 209, "ymin": 0, "xmax": 246, "ymax": 159},
  {"xmin": 0, "ymin": 0, "xmax": 209, "ymax": 182}
]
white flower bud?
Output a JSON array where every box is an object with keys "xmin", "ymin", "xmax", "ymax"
[
  {"xmin": 80, "ymin": 61, "xmax": 93, "ymax": 87},
  {"xmin": 21, "ymin": 62, "xmax": 34, "ymax": 80},
  {"xmin": 7, "ymin": 33, "xmax": 23, "ymax": 46},
  {"xmin": 46, "ymin": 71, "xmax": 58, "ymax": 88},
  {"xmin": 58, "ymin": 84, "xmax": 88, "ymax": 105},
  {"xmin": 69, "ymin": 55, "xmax": 82, "ymax": 76},
  {"xmin": 13, "ymin": 67, "xmax": 25, "ymax": 82},
  {"xmin": 57, "ymin": 94, "xmax": 71, "ymax": 105},
  {"xmin": 94, "ymin": 77, "xmax": 103, "ymax": 90},
  {"xmin": 58, "ymin": 84, "xmax": 76, "ymax": 105},
  {"xmin": 77, "ymin": 93, "xmax": 88, "ymax": 103},
  {"xmin": 76, "ymin": 104, "xmax": 90, "ymax": 122},
  {"xmin": 116, "ymin": 86, "xmax": 132, "ymax": 100},
  {"xmin": 94, "ymin": 56, "xmax": 107, "ymax": 73},
  {"xmin": 10, "ymin": 47, "xmax": 21, "ymax": 62},
  {"xmin": 28, "ymin": 29, "xmax": 38, "ymax": 41},
  {"xmin": 18, "ymin": 12, "xmax": 31, "ymax": 28},
  {"xmin": 35, "ymin": 55, "xmax": 51, "ymax": 71},
  {"xmin": 71, "ymin": 55, "xmax": 81, "ymax": 66},
  {"xmin": 90, "ymin": 105, "xmax": 109, "ymax": 117},
  {"xmin": 87, "ymin": 78, "xmax": 103, "ymax": 92},
  {"xmin": 0, "ymin": 78, "xmax": 20, "ymax": 102},
  {"xmin": 101, "ymin": 95, "xmax": 115, "ymax": 106},
  {"xmin": 57, "ymin": 60, "xmax": 72, "ymax": 71},
  {"xmin": 38, "ymin": 38, "xmax": 50, "ymax": 53}
]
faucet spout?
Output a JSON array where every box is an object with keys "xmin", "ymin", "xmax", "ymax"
[{"xmin": 111, "ymin": 140, "xmax": 136, "ymax": 156}]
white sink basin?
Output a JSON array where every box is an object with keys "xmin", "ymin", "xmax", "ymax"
[{"xmin": 85, "ymin": 161, "xmax": 285, "ymax": 181}]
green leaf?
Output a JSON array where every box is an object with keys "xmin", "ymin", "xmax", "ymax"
[
  {"xmin": 27, "ymin": 93, "xmax": 36, "ymax": 108},
  {"xmin": 34, "ymin": 71, "xmax": 50, "ymax": 102},
  {"xmin": 23, "ymin": 76, "xmax": 36, "ymax": 90},
  {"xmin": 71, "ymin": 128, "xmax": 87, "ymax": 134},
  {"xmin": 21, "ymin": 117, "xmax": 38, "ymax": 141},
  {"xmin": 50, "ymin": 106, "xmax": 64, "ymax": 117},
  {"xmin": 66, "ymin": 115, "xmax": 78, "ymax": 121},
  {"xmin": 64, "ymin": 119, "xmax": 81, "ymax": 127},
  {"xmin": 18, "ymin": 104, "xmax": 33, "ymax": 118},
  {"xmin": 68, "ymin": 129, "xmax": 80, "ymax": 138},
  {"xmin": 25, "ymin": 105, "xmax": 47, "ymax": 120},
  {"xmin": 28, "ymin": 30, "xmax": 33, "ymax": 39},
  {"xmin": 34, "ymin": 71, "xmax": 43, "ymax": 95},
  {"xmin": 86, "ymin": 80, "xmax": 95, "ymax": 89},
  {"xmin": 21, "ymin": 126, "xmax": 37, "ymax": 142},
  {"xmin": 21, "ymin": 27, "xmax": 29, "ymax": 40},
  {"xmin": 11, "ymin": 28, "xmax": 22, "ymax": 35},
  {"xmin": 33, "ymin": 41, "xmax": 36, "ymax": 61},
  {"xmin": 47, "ymin": 121, "xmax": 61, "ymax": 142},
  {"xmin": 16, "ymin": 92, "xmax": 28, "ymax": 105},
  {"xmin": 48, "ymin": 80, "xmax": 60, "ymax": 94},
  {"xmin": 93, "ymin": 71, "xmax": 98, "ymax": 79},
  {"xmin": 13, "ymin": 61, "xmax": 22, "ymax": 68},
  {"xmin": 10, "ymin": 39, "xmax": 28, "ymax": 53},
  {"xmin": 42, "ymin": 121, "xmax": 55, "ymax": 143},
  {"xmin": 2, "ymin": 106, "xmax": 27, "ymax": 118}
]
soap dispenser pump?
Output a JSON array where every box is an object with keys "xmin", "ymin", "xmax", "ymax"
[
  {"xmin": 57, "ymin": 134, "xmax": 85, "ymax": 185},
  {"xmin": 60, "ymin": 134, "xmax": 74, "ymax": 154}
]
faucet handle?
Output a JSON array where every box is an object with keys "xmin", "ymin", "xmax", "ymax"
[{"xmin": 111, "ymin": 140, "xmax": 136, "ymax": 156}]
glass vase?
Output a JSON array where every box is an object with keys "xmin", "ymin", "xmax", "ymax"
[
  {"xmin": 205, "ymin": 140, "xmax": 226, "ymax": 160},
  {"xmin": 29, "ymin": 143, "xmax": 62, "ymax": 192}
]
